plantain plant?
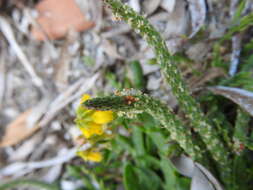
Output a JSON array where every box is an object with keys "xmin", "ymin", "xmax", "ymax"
[{"xmin": 76, "ymin": 0, "xmax": 253, "ymax": 189}]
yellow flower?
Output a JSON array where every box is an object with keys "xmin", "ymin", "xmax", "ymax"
[
  {"xmin": 80, "ymin": 94, "xmax": 91, "ymax": 104},
  {"xmin": 77, "ymin": 150, "xmax": 102, "ymax": 162},
  {"xmin": 75, "ymin": 94, "xmax": 114, "ymax": 163},
  {"xmin": 92, "ymin": 111, "xmax": 114, "ymax": 124},
  {"xmin": 80, "ymin": 122, "xmax": 104, "ymax": 138}
]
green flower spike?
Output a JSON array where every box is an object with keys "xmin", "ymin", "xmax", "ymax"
[
  {"xmin": 85, "ymin": 89, "xmax": 207, "ymax": 164},
  {"xmin": 103, "ymin": 0, "xmax": 231, "ymax": 184}
]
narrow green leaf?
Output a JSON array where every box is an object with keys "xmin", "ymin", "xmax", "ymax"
[
  {"xmin": 123, "ymin": 163, "xmax": 141, "ymax": 190},
  {"xmin": 129, "ymin": 60, "xmax": 145, "ymax": 90}
]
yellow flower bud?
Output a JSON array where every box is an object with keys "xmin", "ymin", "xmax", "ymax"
[
  {"xmin": 77, "ymin": 150, "xmax": 102, "ymax": 162},
  {"xmin": 92, "ymin": 111, "xmax": 114, "ymax": 124}
]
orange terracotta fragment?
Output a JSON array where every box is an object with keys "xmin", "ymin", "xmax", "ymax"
[{"xmin": 32, "ymin": 0, "xmax": 95, "ymax": 40}]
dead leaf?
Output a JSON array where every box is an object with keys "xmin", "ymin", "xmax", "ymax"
[
  {"xmin": 0, "ymin": 109, "xmax": 39, "ymax": 147},
  {"xmin": 162, "ymin": 0, "xmax": 189, "ymax": 39},
  {"xmin": 191, "ymin": 166, "xmax": 215, "ymax": 190},
  {"xmin": 171, "ymin": 155, "xmax": 224, "ymax": 190},
  {"xmin": 129, "ymin": 0, "xmax": 141, "ymax": 13},
  {"xmin": 171, "ymin": 154, "xmax": 195, "ymax": 177},
  {"xmin": 208, "ymin": 86, "xmax": 253, "ymax": 116},
  {"xmin": 31, "ymin": 0, "xmax": 95, "ymax": 41},
  {"xmin": 160, "ymin": 0, "xmax": 176, "ymax": 13},
  {"xmin": 0, "ymin": 98, "xmax": 50, "ymax": 147},
  {"xmin": 195, "ymin": 163, "xmax": 224, "ymax": 190},
  {"xmin": 187, "ymin": 0, "xmax": 207, "ymax": 38},
  {"xmin": 162, "ymin": 0, "xmax": 190, "ymax": 53},
  {"xmin": 142, "ymin": 0, "xmax": 161, "ymax": 15}
]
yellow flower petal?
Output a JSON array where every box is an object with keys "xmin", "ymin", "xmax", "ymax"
[
  {"xmin": 80, "ymin": 122, "xmax": 103, "ymax": 138},
  {"xmin": 80, "ymin": 128, "xmax": 92, "ymax": 138},
  {"xmin": 92, "ymin": 111, "xmax": 114, "ymax": 124},
  {"xmin": 77, "ymin": 150, "xmax": 102, "ymax": 162},
  {"xmin": 80, "ymin": 94, "xmax": 91, "ymax": 104}
]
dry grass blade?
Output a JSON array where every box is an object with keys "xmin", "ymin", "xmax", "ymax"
[
  {"xmin": 0, "ymin": 16, "xmax": 43, "ymax": 87},
  {"xmin": 0, "ymin": 55, "xmax": 5, "ymax": 109},
  {"xmin": 0, "ymin": 148, "xmax": 76, "ymax": 178},
  {"xmin": 229, "ymin": 34, "xmax": 242, "ymax": 76}
]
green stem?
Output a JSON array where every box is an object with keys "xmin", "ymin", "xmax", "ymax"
[
  {"xmin": 103, "ymin": 0, "xmax": 232, "ymax": 184},
  {"xmin": 85, "ymin": 91, "xmax": 207, "ymax": 164},
  {"xmin": 0, "ymin": 179, "xmax": 59, "ymax": 190}
]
